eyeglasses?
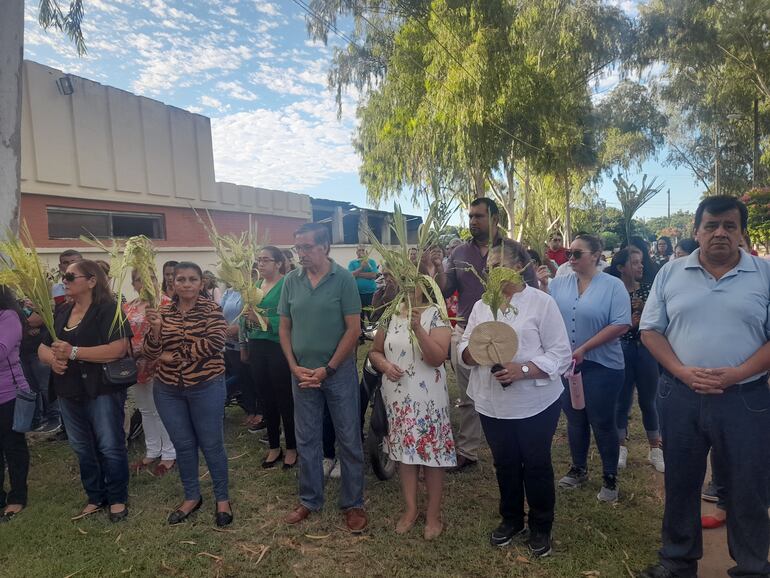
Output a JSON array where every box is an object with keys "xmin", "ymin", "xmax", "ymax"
[
  {"xmin": 293, "ymin": 244, "xmax": 317, "ymax": 254},
  {"xmin": 256, "ymin": 257, "xmax": 275, "ymax": 264},
  {"xmin": 62, "ymin": 273, "xmax": 92, "ymax": 283},
  {"xmin": 565, "ymin": 250, "xmax": 586, "ymax": 260}
]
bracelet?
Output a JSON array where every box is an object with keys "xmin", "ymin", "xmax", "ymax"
[{"xmin": 69, "ymin": 346, "xmax": 79, "ymax": 361}]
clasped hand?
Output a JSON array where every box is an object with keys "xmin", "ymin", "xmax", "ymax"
[
  {"xmin": 492, "ymin": 362, "xmax": 521, "ymax": 385},
  {"xmin": 678, "ymin": 366, "xmax": 741, "ymax": 394},
  {"xmin": 294, "ymin": 366, "xmax": 327, "ymax": 388}
]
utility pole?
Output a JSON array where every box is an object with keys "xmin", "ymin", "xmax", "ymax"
[{"xmin": 667, "ymin": 189, "xmax": 671, "ymax": 226}]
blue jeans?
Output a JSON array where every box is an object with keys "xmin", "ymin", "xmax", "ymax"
[
  {"xmin": 617, "ymin": 340, "xmax": 660, "ymax": 443},
  {"xmin": 59, "ymin": 391, "xmax": 129, "ymax": 505},
  {"xmin": 154, "ymin": 377, "xmax": 229, "ymax": 502},
  {"xmin": 657, "ymin": 372, "xmax": 770, "ymax": 578},
  {"xmin": 561, "ymin": 360, "xmax": 624, "ymax": 477},
  {"xmin": 293, "ymin": 357, "xmax": 364, "ymax": 511}
]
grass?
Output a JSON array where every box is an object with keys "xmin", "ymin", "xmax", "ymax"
[{"xmin": 0, "ymin": 344, "xmax": 664, "ymax": 577}]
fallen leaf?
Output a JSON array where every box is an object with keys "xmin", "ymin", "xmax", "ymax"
[
  {"xmin": 304, "ymin": 534, "xmax": 331, "ymax": 540},
  {"xmin": 582, "ymin": 572, "xmax": 600, "ymax": 577},
  {"xmin": 197, "ymin": 552, "xmax": 223, "ymax": 562},
  {"xmin": 179, "ymin": 541, "xmax": 196, "ymax": 545},
  {"xmin": 76, "ymin": 528, "xmax": 87, "ymax": 535},
  {"xmin": 115, "ymin": 533, "xmax": 122, "ymax": 543},
  {"xmin": 515, "ymin": 555, "xmax": 530, "ymax": 564},
  {"xmin": 120, "ymin": 567, "xmax": 133, "ymax": 574},
  {"xmin": 256, "ymin": 545, "xmax": 270, "ymax": 565}
]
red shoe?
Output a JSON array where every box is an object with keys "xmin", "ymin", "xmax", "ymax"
[{"xmin": 701, "ymin": 515, "xmax": 726, "ymax": 529}]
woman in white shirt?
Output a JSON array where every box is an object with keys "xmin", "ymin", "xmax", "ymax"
[{"xmin": 459, "ymin": 241, "xmax": 572, "ymax": 557}]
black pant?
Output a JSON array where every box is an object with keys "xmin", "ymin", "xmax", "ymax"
[
  {"xmin": 248, "ymin": 340, "xmax": 295, "ymax": 450},
  {"xmin": 479, "ymin": 399, "xmax": 561, "ymax": 534},
  {"xmin": 224, "ymin": 348, "xmax": 260, "ymax": 415},
  {"xmin": 0, "ymin": 399, "xmax": 30, "ymax": 507}
]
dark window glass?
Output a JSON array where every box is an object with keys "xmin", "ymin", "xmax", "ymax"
[{"xmin": 47, "ymin": 209, "xmax": 110, "ymax": 238}]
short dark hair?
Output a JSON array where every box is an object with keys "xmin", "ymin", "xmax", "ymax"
[
  {"xmin": 607, "ymin": 247, "xmax": 640, "ymax": 279},
  {"xmin": 175, "ymin": 261, "xmax": 204, "ymax": 279},
  {"xmin": 470, "ymin": 197, "xmax": 499, "ymax": 217},
  {"xmin": 295, "ymin": 223, "xmax": 331, "ymax": 251},
  {"xmin": 59, "ymin": 249, "xmax": 82, "ymax": 260},
  {"xmin": 675, "ymin": 238, "xmax": 699, "ymax": 255},
  {"xmin": 694, "ymin": 195, "xmax": 748, "ymax": 231},
  {"xmin": 161, "ymin": 260, "xmax": 179, "ymax": 292}
]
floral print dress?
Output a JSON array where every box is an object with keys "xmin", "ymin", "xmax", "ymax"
[{"xmin": 382, "ymin": 306, "xmax": 457, "ymax": 467}]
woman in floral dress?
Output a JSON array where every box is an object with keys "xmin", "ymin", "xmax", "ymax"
[{"xmin": 369, "ymin": 293, "xmax": 454, "ymax": 540}]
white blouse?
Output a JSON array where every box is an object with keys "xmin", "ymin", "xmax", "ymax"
[{"xmin": 458, "ymin": 285, "xmax": 572, "ymax": 419}]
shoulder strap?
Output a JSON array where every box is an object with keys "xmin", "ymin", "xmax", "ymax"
[{"xmin": 7, "ymin": 359, "xmax": 18, "ymax": 391}]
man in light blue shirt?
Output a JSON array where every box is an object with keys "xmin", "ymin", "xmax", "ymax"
[{"xmin": 638, "ymin": 196, "xmax": 770, "ymax": 578}]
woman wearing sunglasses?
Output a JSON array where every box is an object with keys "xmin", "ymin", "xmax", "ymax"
[
  {"xmin": 548, "ymin": 235, "xmax": 631, "ymax": 503},
  {"xmin": 143, "ymin": 262, "xmax": 231, "ymax": 527},
  {"xmin": 38, "ymin": 260, "xmax": 132, "ymax": 522}
]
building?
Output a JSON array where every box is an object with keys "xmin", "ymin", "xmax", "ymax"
[
  {"xmin": 16, "ymin": 60, "xmax": 421, "ymax": 278},
  {"xmin": 18, "ymin": 60, "xmax": 311, "ymax": 274}
]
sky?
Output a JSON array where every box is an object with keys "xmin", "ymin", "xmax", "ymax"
[{"xmin": 22, "ymin": 0, "xmax": 704, "ymax": 220}]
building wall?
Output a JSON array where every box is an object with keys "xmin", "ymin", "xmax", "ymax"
[{"xmin": 20, "ymin": 193, "xmax": 306, "ymax": 248}]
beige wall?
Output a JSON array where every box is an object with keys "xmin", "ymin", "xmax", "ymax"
[{"xmin": 20, "ymin": 61, "xmax": 311, "ymax": 221}]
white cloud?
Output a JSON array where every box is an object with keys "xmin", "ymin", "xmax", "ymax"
[
  {"xmin": 254, "ymin": 1, "xmax": 281, "ymax": 16},
  {"xmin": 200, "ymin": 95, "xmax": 225, "ymax": 110},
  {"xmin": 216, "ymin": 80, "xmax": 259, "ymax": 101},
  {"xmin": 210, "ymin": 98, "xmax": 359, "ymax": 191}
]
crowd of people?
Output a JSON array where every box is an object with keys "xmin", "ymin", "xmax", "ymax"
[{"xmin": 0, "ymin": 195, "xmax": 767, "ymax": 577}]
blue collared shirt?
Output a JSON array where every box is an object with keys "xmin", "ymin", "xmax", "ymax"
[
  {"xmin": 549, "ymin": 272, "xmax": 631, "ymax": 370},
  {"xmin": 639, "ymin": 249, "xmax": 770, "ymax": 383}
]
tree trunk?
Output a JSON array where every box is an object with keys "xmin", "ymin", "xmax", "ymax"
[
  {"xmin": 0, "ymin": 0, "xmax": 23, "ymax": 235},
  {"xmin": 516, "ymin": 160, "xmax": 530, "ymax": 242},
  {"xmin": 563, "ymin": 174, "xmax": 572, "ymax": 243},
  {"xmin": 504, "ymin": 157, "xmax": 516, "ymax": 240},
  {"xmin": 472, "ymin": 167, "xmax": 485, "ymax": 199}
]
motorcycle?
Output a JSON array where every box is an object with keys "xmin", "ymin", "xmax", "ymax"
[{"xmin": 360, "ymin": 327, "xmax": 397, "ymax": 481}]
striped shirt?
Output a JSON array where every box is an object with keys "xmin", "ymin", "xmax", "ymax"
[{"xmin": 143, "ymin": 297, "xmax": 227, "ymax": 387}]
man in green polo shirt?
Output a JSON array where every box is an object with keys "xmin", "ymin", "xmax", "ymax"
[{"xmin": 278, "ymin": 223, "xmax": 367, "ymax": 534}]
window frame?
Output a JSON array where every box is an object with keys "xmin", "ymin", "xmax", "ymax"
[{"xmin": 46, "ymin": 206, "xmax": 166, "ymax": 240}]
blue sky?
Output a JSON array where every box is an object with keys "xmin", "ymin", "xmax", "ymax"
[{"xmin": 23, "ymin": 0, "xmax": 703, "ymax": 220}]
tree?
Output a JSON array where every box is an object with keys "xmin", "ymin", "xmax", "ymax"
[
  {"xmin": 742, "ymin": 188, "xmax": 770, "ymax": 252},
  {"xmin": 643, "ymin": 210, "xmax": 695, "ymax": 239},
  {"xmin": 0, "ymin": 0, "xmax": 85, "ymax": 235},
  {"xmin": 614, "ymin": 174, "xmax": 665, "ymax": 243}
]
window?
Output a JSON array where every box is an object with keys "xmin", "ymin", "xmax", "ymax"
[{"xmin": 47, "ymin": 207, "xmax": 165, "ymax": 240}]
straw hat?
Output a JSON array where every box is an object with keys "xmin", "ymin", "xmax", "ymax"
[{"xmin": 467, "ymin": 321, "xmax": 518, "ymax": 366}]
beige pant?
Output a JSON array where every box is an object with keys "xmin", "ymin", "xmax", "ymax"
[{"xmin": 450, "ymin": 324, "xmax": 484, "ymax": 461}]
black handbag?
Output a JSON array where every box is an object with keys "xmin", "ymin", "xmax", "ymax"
[
  {"xmin": 9, "ymin": 360, "xmax": 37, "ymax": 433},
  {"xmin": 102, "ymin": 357, "xmax": 137, "ymax": 387}
]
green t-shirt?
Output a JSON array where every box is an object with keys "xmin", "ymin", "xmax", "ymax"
[
  {"xmin": 241, "ymin": 277, "xmax": 285, "ymax": 343},
  {"xmin": 278, "ymin": 260, "xmax": 361, "ymax": 369}
]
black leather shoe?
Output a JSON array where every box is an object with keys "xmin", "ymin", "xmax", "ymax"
[
  {"xmin": 490, "ymin": 521, "xmax": 526, "ymax": 547},
  {"xmin": 108, "ymin": 507, "xmax": 129, "ymax": 523},
  {"xmin": 262, "ymin": 449, "xmax": 284, "ymax": 469},
  {"xmin": 637, "ymin": 564, "xmax": 696, "ymax": 578},
  {"xmin": 448, "ymin": 455, "xmax": 478, "ymax": 473},
  {"xmin": 215, "ymin": 508, "xmax": 233, "ymax": 527},
  {"xmin": 167, "ymin": 497, "xmax": 203, "ymax": 525}
]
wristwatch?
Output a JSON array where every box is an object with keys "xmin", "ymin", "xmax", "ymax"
[
  {"xmin": 324, "ymin": 365, "xmax": 337, "ymax": 378},
  {"xmin": 521, "ymin": 364, "xmax": 530, "ymax": 376}
]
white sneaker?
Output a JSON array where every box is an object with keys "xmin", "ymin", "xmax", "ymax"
[
  {"xmin": 648, "ymin": 447, "xmax": 665, "ymax": 473},
  {"xmin": 323, "ymin": 458, "xmax": 336, "ymax": 478},
  {"xmin": 618, "ymin": 445, "xmax": 628, "ymax": 470},
  {"xmin": 330, "ymin": 460, "xmax": 341, "ymax": 479}
]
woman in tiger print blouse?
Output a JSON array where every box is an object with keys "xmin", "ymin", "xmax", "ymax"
[{"xmin": 144, "ymin": 262, "xmax": 233, "ymax": 527}]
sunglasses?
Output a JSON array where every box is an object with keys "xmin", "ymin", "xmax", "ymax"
[
  {"xmin": 565, "ymin": 250, "xmax": 587, "ymax": 260},
  {"xmin": 62, "ymin": 273, "xmax": 92, "ymax": 283}
]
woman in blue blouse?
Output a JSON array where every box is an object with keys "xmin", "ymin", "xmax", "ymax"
[{"xmin": 547, "ymin": 234, "xmax": 631, "ymax": 503}]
